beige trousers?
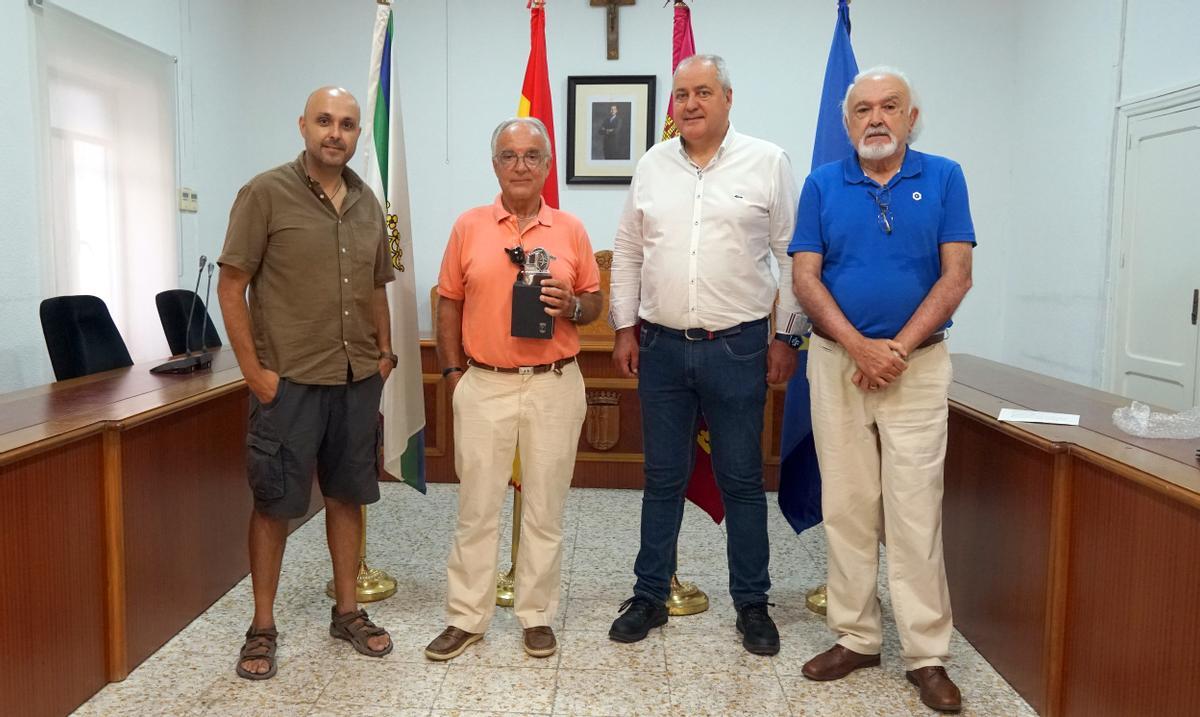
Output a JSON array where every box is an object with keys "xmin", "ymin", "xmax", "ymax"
[
  {"xmin": 446, "ymin": 361, "xmax": 586, "ymax": 632},
  {"xmin": 807, "ymin": 334, "xmax": 954, "ymax": 670}
]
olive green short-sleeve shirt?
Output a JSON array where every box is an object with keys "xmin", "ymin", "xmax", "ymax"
[{"xmin": 218, "ymin": 153, "xmax": 395, "ymax": 385}]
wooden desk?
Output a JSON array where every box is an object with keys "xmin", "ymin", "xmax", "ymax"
[
  {"xmin": 416, "ymin": 337, "xmax": 790, "ymax": 489},
  {"xmin": 944, "ymin": 355, "xmax": 1200, "ymax": 717},
  {"xmin": 0, "ymin": 350, "xmax": 319, "ymax": 717}
]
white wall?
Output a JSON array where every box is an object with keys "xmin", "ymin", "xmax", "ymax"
[
  {"xmin": 0, "ymin": 3, "xmax": 44, "ymax": 391},
  {"xmin": 1121, "ymin": 0, "xmax": 1200, "ymax": 102},
  {"xmin": 1001, "ymin": 0, "xmax": 1125, "ymax": 387},
  {"xmin": 4, "ymin": 0, "xmax": 1200, "ymax": 395}
]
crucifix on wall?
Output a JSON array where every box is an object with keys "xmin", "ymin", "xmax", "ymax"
[{"xmin": 590, "ymin": 0, "xmax": 636, "ymax": 60}]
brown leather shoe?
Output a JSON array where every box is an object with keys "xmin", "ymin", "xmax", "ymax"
[
  {"xmin": 523, "ymin": 625, "xmax": 557, "ymax": 658},
  {"xmin": 424, "ymin": 626, "xmax": 482, "ymax": 661},
  {"xmin": 801, "ymin": 644, "xmax": 881, "ymax": 681},
  {"xmin": 906, "ymin": 666, "xmax": 962, "ymax": 713}
]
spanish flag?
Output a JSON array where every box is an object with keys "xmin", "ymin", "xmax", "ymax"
[{"xmin": 517, "ymin": 0, "xmax": 559, "ymax": 209}]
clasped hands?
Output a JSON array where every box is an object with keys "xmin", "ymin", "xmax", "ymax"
[{"xmin": 848, "ymin": 337, "xmax": 909, "ymax": 392}]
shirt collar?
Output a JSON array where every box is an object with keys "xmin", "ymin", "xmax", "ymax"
[
  {"xmin": 491, "ymin": 193, "xmax": 554, "ymax": 228},
  {"xmin": 677, "ymin": 123, "xmax": 737, "ymax": 168},
  {"xmin": 291, "ymin": 151, "xmax": 365, "ymax": 193},
  {"xmin": 842, "ymin": 146, "xmax": 923, "ymax": 186}
]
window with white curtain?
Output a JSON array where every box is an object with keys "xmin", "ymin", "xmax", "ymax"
[{"xmin": 34, "ymin": 3, "xmax": 179, "ymax": 363}]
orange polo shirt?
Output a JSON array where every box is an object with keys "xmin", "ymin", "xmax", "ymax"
[{"xmin": 438, "ymin": 195, "xmax": 601, "ymax": 368}]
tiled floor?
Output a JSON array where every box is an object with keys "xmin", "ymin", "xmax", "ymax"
[{"xmin": 73, "ymin": 483, "xmax": 1036, "ymax": 716}]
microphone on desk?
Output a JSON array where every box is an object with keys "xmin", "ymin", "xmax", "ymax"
[
  {"xmin": 199, "ymin": 262, "xmax": 215, "ymax": 353},
  {"xmin": 151, "ymin": 255, "xmax": 215, "ymax": 375}
]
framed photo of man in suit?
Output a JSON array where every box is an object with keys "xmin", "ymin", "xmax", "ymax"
[{"xmin": 566, "ymin": 75, "xmax": 656, "ymax": 185}]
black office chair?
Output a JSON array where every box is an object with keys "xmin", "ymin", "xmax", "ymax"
[
  {"xmin": 155, "ymin": 289, "xmax": 222, "ymax": 356},
  {"xmin": 39, "ymin": 295, "xmax": 134, "ymax": 381}
]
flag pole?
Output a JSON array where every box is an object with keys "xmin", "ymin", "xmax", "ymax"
[
  {"xmin": 659, "ymin": 0, "xmax": 709, "ymax": 618},
  {"xmin": 326, "ymin": 505, "xmax": 398, "ymax": 602},
  {"xmin": 495, "ymin": 487, "xmax": 521, "ymax": 607},
  {"xmin": 323, "ymin": 0, "xmax": 403, "ymax": 604}
]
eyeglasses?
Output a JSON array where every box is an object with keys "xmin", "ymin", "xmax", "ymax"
[
  {"xmin": 495, "ymin": 151, "xmax": 546, "ymax": 168},
  {"xmin": 870, "ymin": 187, "xmax": 893, "ymax": 235}
]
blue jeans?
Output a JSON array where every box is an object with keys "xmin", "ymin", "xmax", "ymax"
[{"xmin": 632, "ymin": 319, "xmax": 771, "ymax": 608}]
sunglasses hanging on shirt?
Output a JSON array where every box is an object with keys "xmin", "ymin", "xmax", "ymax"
[{"xmin": 870, "ymin": 186, "xmax": 894, "ymax": 235}]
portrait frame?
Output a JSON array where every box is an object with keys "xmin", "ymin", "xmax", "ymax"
[{"xmin": 565, "ymin": 75, "xmax": 656, "ymax": 185}]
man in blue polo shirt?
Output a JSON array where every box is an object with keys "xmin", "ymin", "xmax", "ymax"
[{"xmin": 789, "ymin": 66, "xmax": 974, "ymax": 714}]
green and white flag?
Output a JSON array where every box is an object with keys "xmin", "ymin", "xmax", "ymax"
[{"xmin": 365, "ymin": 2, "xmax": 425, "ymax": 492}]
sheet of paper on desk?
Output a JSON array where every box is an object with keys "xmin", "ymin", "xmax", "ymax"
[{"xmin": 997, "ymin": 408, "xmax": 1081, "ymax": 425}]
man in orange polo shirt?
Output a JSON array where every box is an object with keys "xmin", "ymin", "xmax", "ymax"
[{"xmin": 425, "ymin": 117, "xmax": 602, "ymax": 661}]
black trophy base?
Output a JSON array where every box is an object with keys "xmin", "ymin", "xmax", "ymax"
[
  {"xmin": 511, "ymin": 282, "xmax": 554, "ymax": 339},
  {"xmin": 150, "ymin": 352, "xmax": 214, "ymax": 375}
]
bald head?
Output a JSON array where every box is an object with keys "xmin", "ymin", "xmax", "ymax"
[
  {"xmin": 299, "ymin": 86, "xmax": 362, "ymax": 172},
  {"xmin": 304, "ymin": 86, "xmax": 360, "ymax": 118}
]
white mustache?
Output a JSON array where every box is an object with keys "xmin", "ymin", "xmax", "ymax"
[{"xmin": 865, "ymin": 128, "xmax": 892, "ymax": 138}]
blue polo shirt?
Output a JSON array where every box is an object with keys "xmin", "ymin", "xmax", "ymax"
[{"xmin": 788, "ymin": 148, "xmax": 975, "ymax": 339}]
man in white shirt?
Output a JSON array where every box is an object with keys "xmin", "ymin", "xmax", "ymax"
[{"xmin": 606, "ymin": 54, "xmax": 806, "ymax": 656}]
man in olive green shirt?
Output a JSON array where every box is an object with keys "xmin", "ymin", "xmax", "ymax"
[{"xmin": 217, "ymin": 87, "xmax": 395, "ymax": 679}]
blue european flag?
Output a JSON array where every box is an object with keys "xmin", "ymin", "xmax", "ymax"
[{"xmin": 777, "ymin": 0, "xmax": 858, "ymax": 534}]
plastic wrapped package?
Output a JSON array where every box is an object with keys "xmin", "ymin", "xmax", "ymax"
[{"xmin": 1112, "ymin": 401, "xmax": 1200, "ymax": 439}]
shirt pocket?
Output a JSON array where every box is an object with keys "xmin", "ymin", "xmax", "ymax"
[{"xmin": 351, "ymin": 219, "xmax": 385, "ymax": 271}]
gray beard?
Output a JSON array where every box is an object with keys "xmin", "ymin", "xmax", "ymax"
[{"xmin": 857, "ymin": 137, "xmax": 899, "ymax": 160}]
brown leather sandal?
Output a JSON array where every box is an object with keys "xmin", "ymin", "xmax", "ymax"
[
  {"xmin": 235, "ymin": 625, "xmax": 278, "ymax": 680},
  {"xmin": 329, "ymin": 607, "xmax": 393, "ymax": 657}
]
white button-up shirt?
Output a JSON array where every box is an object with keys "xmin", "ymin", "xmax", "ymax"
[{"xmin": 609, "ymin": 126, "xmax": 807, "ymax": 334}]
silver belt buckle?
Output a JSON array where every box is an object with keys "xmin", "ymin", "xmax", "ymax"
[{"xmin": 518, "ymin": 366, "xmax": 534, "ymax": 375}]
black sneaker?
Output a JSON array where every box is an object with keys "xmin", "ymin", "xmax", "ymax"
[
  {"xmin": 736, "ymin": 602, "xmax": 780, "ymax": 656},
  {"xmin": 608, "ymin": 595, "xmax": 668, "ymax": 643}
]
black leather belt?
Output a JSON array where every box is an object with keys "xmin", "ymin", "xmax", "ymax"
[
  {"xmin": 467, "ymin": 356, "xmax": 576, "ymax": 375},
  {"xmin": 810, "ymin": 326, "xmax": 946, "ymax": 350},
  {"xmin": 646, "ymin": 317, "xmax": 768, "ymax": 342}
]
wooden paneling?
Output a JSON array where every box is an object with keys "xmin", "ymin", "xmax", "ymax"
[
  {"xmin": 1059, "ymin": 462, "xmax": 1200, "ymax": 717},
  {"xmin": 0, "ymin": 437, "xmax": 107, "ymax": 717},
  {"xmin": 944, "ymin": 411, "xmax": 1060, "ymax": 714},
  {"xmin": 120, "ymin": 389, "xmax": 252, "ymax": 670},
  {"xmin": 420, "ymin": 341, "xmax": 789, "ymax": 490}
]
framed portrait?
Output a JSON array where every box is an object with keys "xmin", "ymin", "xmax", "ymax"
[{"xmin": 565, "ymin": 75, "xmax": 656, "ymax": 185}]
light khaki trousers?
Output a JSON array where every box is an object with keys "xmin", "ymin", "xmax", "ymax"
[
  {"xmin": 808, "ymin": 334, "xmax": 954, "ymax": 670},
  {"xmin": 446, "ymin": 361, "xmax": 586, "ymax": 633}
]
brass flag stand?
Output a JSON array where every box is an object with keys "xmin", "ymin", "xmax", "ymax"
[
  {"xmin": 326, "ymin": 505, "xmax": 397, "ymax": 602},
  {"xmin": 496, "ymin": 488, "xmax": 521, "ymax": 607},
  {"xmin": 667, "ymin": 570, "xmax": 708, "ymax": 615},
  {"xmin": 806, "ymin": 583, "xmax": 827, "ymax": 615}
]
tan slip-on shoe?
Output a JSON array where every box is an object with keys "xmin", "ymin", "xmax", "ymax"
[
  {"xmin": 424, "ymin": 626, "xmax": 483, "ymax": 661},
  {"xmin": 523, "ymin": 626, "xmax": 557, "ymax": 658}
]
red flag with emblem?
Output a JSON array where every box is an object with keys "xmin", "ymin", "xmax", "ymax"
[{"xmin": 660, "ymin": 1, "xmax": 696, "ymax": 141}]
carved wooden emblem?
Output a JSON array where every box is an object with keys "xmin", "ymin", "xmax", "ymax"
[{"xmin": 585, "ymin": 390, "xmax": 620, "ymax": 451}]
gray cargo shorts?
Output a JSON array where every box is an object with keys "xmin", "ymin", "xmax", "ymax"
[{"xmin": 245, "ymin": 372, "xmax": 384, "ymax": 519}]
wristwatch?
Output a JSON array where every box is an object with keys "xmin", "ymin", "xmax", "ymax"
[
  {"xmin": 569, "ymin": 297, "xmax": 584, "ymax": 323},
  {"xmin": 774, "ymin": 332, "xmax": 803, "ymax": 350},
  {"xmin": 380, "ymin": 351, "xmax": 399, "ymax": 368}
]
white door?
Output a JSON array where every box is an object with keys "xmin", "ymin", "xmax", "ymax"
[{"xmin": 1111, "ymin": 102, "xmax": 1200, "ymax": 410}]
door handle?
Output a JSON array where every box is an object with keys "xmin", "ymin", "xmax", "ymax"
[{"xmin": 1193, "ymin": 289, "xmax": 1198, "ymax": 326}]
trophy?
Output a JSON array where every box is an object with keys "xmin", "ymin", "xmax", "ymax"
[{"xmin": 506, "ymin": 245, "xmax": 556, "ymax": 339}]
